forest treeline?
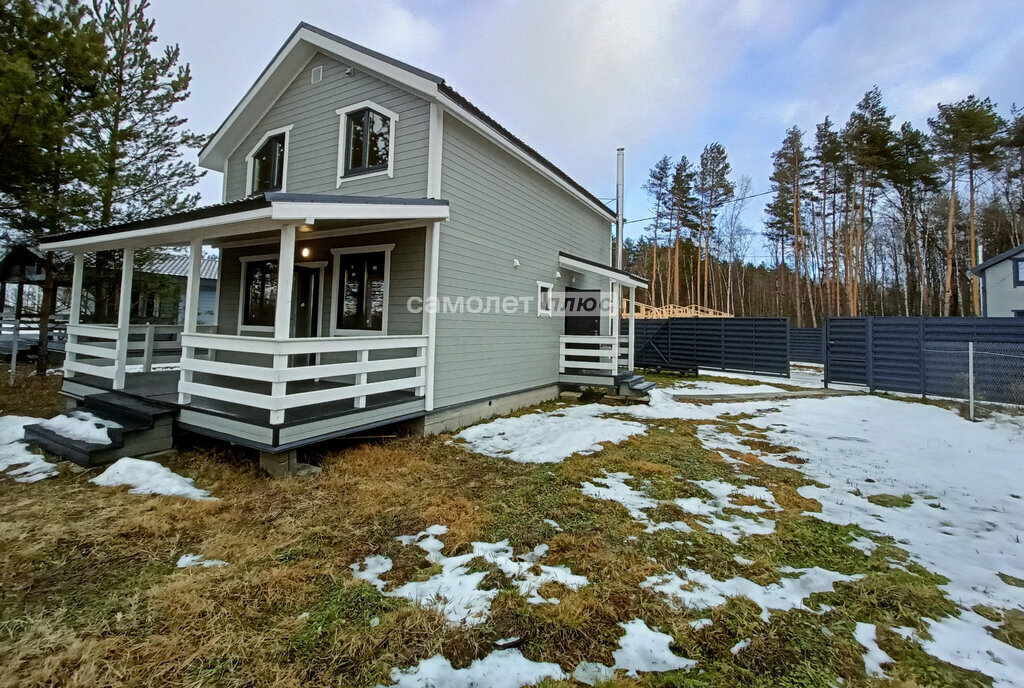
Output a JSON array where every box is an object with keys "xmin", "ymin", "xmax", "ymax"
[{"xmin": 626, "ymin": 87, "xmax": 1023, "ymax": 325}]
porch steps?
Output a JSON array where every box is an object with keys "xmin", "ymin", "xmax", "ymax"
[
  {"xmin": 559, "ymin": 370, "xmax": 655, "ymax": 401},
  {"xmin": 24, "ymin": 393, "xmax": 176, "ymax": 467},
  {"xmin": 614, "ymin": 371, "xmax": 656, "ymax": 398}
]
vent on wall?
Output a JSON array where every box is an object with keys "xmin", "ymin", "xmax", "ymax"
[{"xmin": 311, "ymin": 65, "xmax": 323, "ymax": 84}]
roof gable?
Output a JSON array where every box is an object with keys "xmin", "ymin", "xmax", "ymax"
[
  {"xmin": 199, "ymin": 23, "xmax": 614, "ymax": 220},
  {"xmin": 971, "ymin": 242, "xmax": 1024, "ymax": 274}
]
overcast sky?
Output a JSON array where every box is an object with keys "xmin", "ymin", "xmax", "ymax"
[{"xmin": 149, "ymin": 0, "xmax": 1024, "ymax": 264}]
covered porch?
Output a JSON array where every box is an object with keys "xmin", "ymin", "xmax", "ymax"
[
  {"xmin": 555, "ymin": 251, "xmax": 647, "ymax": 388},
  {"xmin": 41, "ymin": 193, "xmax": 448, "ymax": 451}
]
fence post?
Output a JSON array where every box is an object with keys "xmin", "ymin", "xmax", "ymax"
[
  {"xmin": 142, "ymin": 322, "xmax": 155, "ymax": 373},
  {"xmin": 8, "ymin": 318, "xmax": 19, "ymax": 386},
  {"xmin": 919, "ymin": 317, "xmax": 926, "ymax": 399},
  {"xmin": 865, "ymin": 317, "xmax": 874, "ymax": 392},
  {"xmin": 968, "ymin": 340, "xmax": 975, "ymax": 421},
  {"xmin": 822, "ymin": 318, "xmax": 830, "ymax": 388}
]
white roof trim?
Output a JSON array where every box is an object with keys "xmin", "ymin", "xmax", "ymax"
[
  {"xmin": 558, "ymin": 254, "xmax": 647, "ymax": 289},
  {"xmin": 41, "ymin": 201, "xmax": 449, "ymax": 252}
]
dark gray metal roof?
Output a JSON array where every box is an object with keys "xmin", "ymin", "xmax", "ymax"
[
  {"xmin": 558, "ymin": 251, "xmax": 649, "ymax": 285},
  {"xmin": 38, "ymin": 193, "xmax": 449, "ymax": 246},
  {"xmin": 971, "ymin": 242, "xmax": 1024, "ymax": 274}
]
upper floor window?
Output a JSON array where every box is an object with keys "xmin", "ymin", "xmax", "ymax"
[
  {"xmin": 336, "ymin": 101, "xmax": 399, "ymax": 185},
  {"xmin": 246, "ymin": 126, "xmax": 291, "ymax": 195},
  {"xmin": 1014, "ymin": 259, "xmax": 1024, "ymax": 287}
]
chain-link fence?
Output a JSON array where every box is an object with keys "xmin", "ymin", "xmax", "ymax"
[{"xmin": 923, "ymin": 341, "xmax": 1024, "ymax": 418}]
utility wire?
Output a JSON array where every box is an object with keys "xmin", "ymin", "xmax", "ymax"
[{"xmin": 623, "ymin": 189, "xmax": 774, "ymax": 224}]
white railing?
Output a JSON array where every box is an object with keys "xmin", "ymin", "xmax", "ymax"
[
  {"xmin": 559, "ymin": 335, "xmax": 620, "ymax": 375},
  {"xmin": 178, "ymin": 332, "xmax": 428, "ymax": 424},
  {"xmin": 64, "ymin": 323, "xmax": 184, "ymax": 384}
]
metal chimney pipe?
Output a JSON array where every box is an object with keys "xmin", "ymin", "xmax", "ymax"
[{"xmin": 616, "ymin": 147, "xmax": 624, "ymax": 269}]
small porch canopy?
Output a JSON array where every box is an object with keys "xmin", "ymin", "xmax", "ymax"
[
  {"xmin": 39, "ymin": 193, "xmax": 450, "ymax": 425},
  {"xmin": 557, "ymin": 251, "xmax": 648, "ymax": 372}
]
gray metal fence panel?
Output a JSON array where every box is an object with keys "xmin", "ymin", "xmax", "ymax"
[
  {"xmin": 790, "ymin": 328, "xmax": 823, "ymax": 363},
  {"xmin": 625, "ymin": 318, "xmax": 790, "ymax": 377},
  {"xmin": 824, "ymin": 317, "xmax": 1024, "ymax": 404}
]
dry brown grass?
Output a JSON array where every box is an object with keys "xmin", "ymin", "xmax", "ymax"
[
  {"xmin": 0, "ymin": 381, "xmax": 993, "ymax": 688},
  {"xmin": 0, "ymin": 366, "xmax": 66, "ymax": 418}
]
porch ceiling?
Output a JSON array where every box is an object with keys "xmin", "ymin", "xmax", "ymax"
[
  {"xmin": 37, "ymin": 193, "xmax": 449, "ymax": 252},
  {"xmin": 558, "ymin": 251, "xmax": 648, "ymax": 290}
]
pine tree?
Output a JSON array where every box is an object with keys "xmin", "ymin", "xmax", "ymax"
[
  {"xmin": 668, "ymin": 155, "xmax": 698, "ymax": 304},
  {"xmin": 0, "ymin": 0, "xmax": 107, "ymax": 373},
  {"xmin": 765, "ymin": 127, "xmax": 812, "ymax": 325},
  {"xmin": 927, "ymin": 96, "xmax": 1005, "ymax": 314},
  {"xmin": 695, "ymin": 143, "xmax": 734, "ymax": 306},
  {"xmin": 843, "ymin": 87, "xmax": 893, "ymax": 315},
  {"xmin": 642, "ymin": 156, "xmax": 673, "ymax": 306},
  {"xmin": 85, "ymin": 0, "xmax": 205, "ymax": 323}
]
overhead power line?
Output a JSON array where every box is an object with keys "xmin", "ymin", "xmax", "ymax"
[{"xmin": 623, "ymin": 189, "xmax": 774, "ymax": 225}]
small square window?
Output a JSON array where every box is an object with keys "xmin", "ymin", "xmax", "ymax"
[{"xmin": 537, "ymin": 282, "xmax": 553, "ymax": 317}]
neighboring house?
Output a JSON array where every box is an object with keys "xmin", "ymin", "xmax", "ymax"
[
  {"xmin": 0, "ymin": 245, "xmax": 219, "ymax": 326},
  {"xmin": 138, "ymin": 255, "xmax": 219, "ymax": 326},
  {"xmin": 971, "ymin": 243, "xmax": 1024, "ymax": 317},
  {"xmin": 33, "ymin": 23, "xmax": 648, "ymax": 469}
]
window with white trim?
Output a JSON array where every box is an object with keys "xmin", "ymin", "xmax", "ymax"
[
  {"xmin": 1014, "ymin": 258, "xmax": 1024, "ymax": 287},
  {"xmin": 240, "ymin": 257, "xmax": 278, "ymax": 330},
  {"xmin": 331, "ymin": 245, "xmax": 393, "ymax": 333},
  {"xmin": 336, "ymin": 101, "xmax": 399, "ymax": 184},
  {"xmin": 246, "ymin": 126, "xmax": 291, "ymax": 195},
  {"xmin": 537, "ymin": 281, "xmax": 553, "ymax": 317}
]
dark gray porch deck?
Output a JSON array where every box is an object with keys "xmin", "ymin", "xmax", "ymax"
[{"xmin": 61, "ymin": 370, "xmax": 425, "ymax": 451}]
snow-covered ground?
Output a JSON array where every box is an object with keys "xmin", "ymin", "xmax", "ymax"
[
  {"xmin": 0, "ymin": 415, "xmax": 56, "ymax": 482},
  {"xmin": 450, "ymin": 381, "xmax": 1024, "ymax": 687}
]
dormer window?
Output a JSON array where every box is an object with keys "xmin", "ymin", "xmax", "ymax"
[
  {"xmin": 245, "ymin": 126, "xmax": 292, "ymax": 195},
  {"xmin": 336, "ymin": 101, "xmax": 399, "ymax": 184}
]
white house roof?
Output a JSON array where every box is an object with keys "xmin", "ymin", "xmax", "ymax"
[{"xmin": 198, "ymin": 23, "xmax": 614, "ymax": 221}]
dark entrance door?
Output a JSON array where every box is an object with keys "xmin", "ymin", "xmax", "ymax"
[
  {"xmin": 292, "ymin": 265, "xmax": 321, "ymax": 366},
  {"xmin": 564, "ymin": 287, "xmax": 601, "ymax": 336}
]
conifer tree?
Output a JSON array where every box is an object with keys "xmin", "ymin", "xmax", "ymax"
[
  {"xmin": 695, "ymin": 143, "xmax": 734, "ymax": 306},
  {"xmin": 668, "ymin": 155, "xmax": 699, "ymax": 304},
  {"xmin": 642, "ymin": 156, "xmax": 673, "ymax": 306}
]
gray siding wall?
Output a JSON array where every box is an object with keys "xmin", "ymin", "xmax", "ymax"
[
  {"xmin": 433, "ymin": 115, "xmax": 613, "ymax": 409},
  {"xmin": 983, "ymin": 259, "xmax": 1024, "ymax": 316},
  {"xmin": 223, "ymin": 52, "xmax": 430, "ymax": 201},
  {"xmin": 215, "ymin": 228, "xmax": 425, "ymax": 338}
]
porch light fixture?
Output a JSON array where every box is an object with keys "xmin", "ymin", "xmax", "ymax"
[{"xmin": 300, "ymin": 247, "xmax": 312, "ymax": 259}]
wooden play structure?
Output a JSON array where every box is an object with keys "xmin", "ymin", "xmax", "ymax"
[{"xmin": 621, "ymin": 302, "xmax": 733, "ymax": 319}]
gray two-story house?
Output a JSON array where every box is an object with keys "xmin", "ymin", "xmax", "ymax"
[{"xmin": 34, "ymin": 23, "xmax": 648, "ymax": 469}]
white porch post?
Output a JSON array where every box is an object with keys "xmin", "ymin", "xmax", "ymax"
[
  {"xmin": 270, "ymin": 225, "xmax": 296, "ymax": 424},
  {"xmin": 65, "ymin": 252, "xmax": 84, "ymax": 379},
  {"xmin": 628, "ymin": 286, "xmax": 636, "ymax": 371},
  {"xmin": 423, "ymin": 220, "xmax": 440, "ymax": 411},
  {"xmin": 178, "ymin": 237, "xmax": 204, "ymax": 404},
  {"xmin": 113, "ymin": 247, "xmax": 134, "ymax": 390}
]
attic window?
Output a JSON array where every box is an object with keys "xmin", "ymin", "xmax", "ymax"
[
  {"xmin": 336, "ymin": 101, "xmax": 399, "ymax": 184},
  {"xmin": 246, "ymin": 126, "xmax": 291, "ymax": 195},
  {"xmin": 311, "ymin": 65, "xmax": 323, "ymax": 84},
  {"xmin": 1014, "ymin": 259, "xmax": 1024, "ymax": 287}
]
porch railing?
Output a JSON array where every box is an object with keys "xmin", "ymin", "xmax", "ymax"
[
  {"xmin": 64, "ymin": 323, "xmax": 185, "ymax": 385},
  {"xmin": 178, "ymin": 332, "xmax": 427, "ymax": 424},
  {"xmin": 559, "ymin": 335, "xmax": 620, "ymax": 375}
]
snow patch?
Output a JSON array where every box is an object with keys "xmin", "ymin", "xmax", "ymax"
[
  {"xmin": 384, "ymin": 649, "xmax": 564, "ymax": 688},
  {"xmin": 90, "ymin": 457, "xmax": 215, "ymax": 500},
  {"xmin": 176, "ymin": 553, "xmax": 228, "ymax": 568},
  {"xmin": 39, "ymin": 410, "xmax": 119, "ymax": 445},
  {"xmin": 351, "ymin": 525, "xmax": 587, "ymax": 626},
  {"xmin": 854, "ymin": 622, "xmax": 893, "ymax": 678},
  {"xmin": 0, "ymin": 415, "xmax": 56, "ymax": 482},
  {"xmin": 643, "ymin": 566, "xmax": 862, "ymax": 621},
  {"xmin": 455, "ymin": 404, "xmax": 646, "ymax": 463}
]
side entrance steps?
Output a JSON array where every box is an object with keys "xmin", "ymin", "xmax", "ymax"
[
  {"xmin": 559, "ymin": 369, "xmax": 655, "ymax": 401},
  {"xmin": 614, "ymin": 371, "xmax": 656, "ymax": 398},
  {"xmin": 23, "ymin": 393, "xmax": 176, "ymax": 467}
]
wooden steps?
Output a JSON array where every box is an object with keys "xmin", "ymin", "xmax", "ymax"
[{"xmin": 24, "ymin": 393, "xmax": 176, "ymax": 467}]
